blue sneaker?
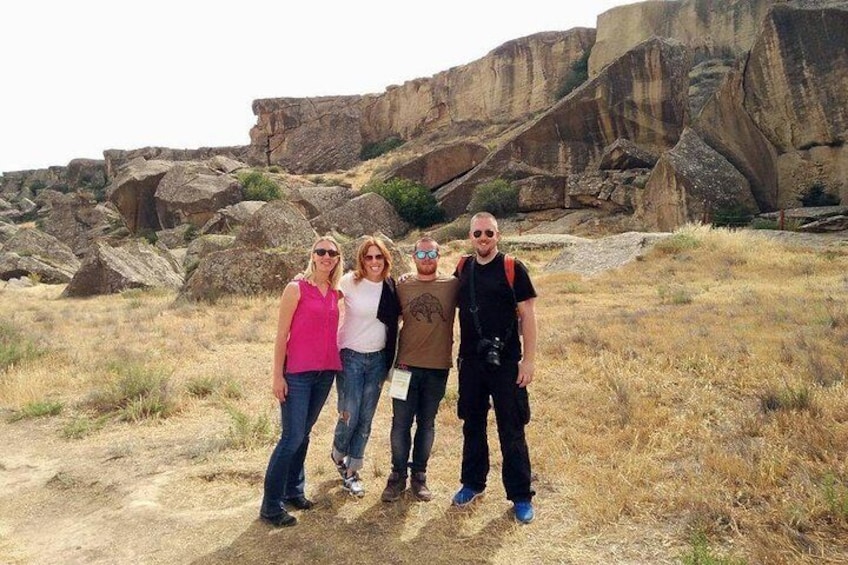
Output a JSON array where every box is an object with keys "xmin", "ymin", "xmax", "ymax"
[
  {"xmin": 451, "ymin": 485, "xmax": 483, "ymax": 507},
  {"xmin": 514, "ymin": 500, "xmax": 535, "ymax": 524}
]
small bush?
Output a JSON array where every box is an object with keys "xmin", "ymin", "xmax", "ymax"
[
  {"xmin": 225, "ymin": 406, "xmax": 275, "ymax": 449},
  {"xmin": 186, "ymin": 376, "xmax": 219, "ymax": 398},
  {"xmin": 360, "ymin": 136, "xmax": 405, "ymax": 161},
  {"xmin": 62, "ymin": 417, "xmax": 106, "ymax": 439},
  {"xmin": 760, "ymin": 384, "xmax": 813, "ymax": 413},
  {"xmin": 363, "ymin": 177, "xmax": 445, "ymax": 228},
  {"xmin": 87, "ymin": 363, "xmax": 176, "ymax": 421},
  {"xmin": 654, "ymin": 233, "xmax": 701, "ymax": 255},
  {"xmin": 430, "ymin": 218, "xmax": 470, "ymax": 243},
  {"xmin": 711, "ymin": 203, "xmax": 754, "ymax": 228},
  {"xmin": 800, "ymin": 181, "xmax": 840, "ymax": 207},
  {"xmin": 468, "ymin": 179, "xmax": 519, "ymax": 216},
  {"xmin": 821, "ymin": 473, "xmax": 848, "ymax": 523},
  {"xmin": 8, "ymin": 400, "xmax": 63, "ymax": 422},
  {"xmin": 238, "ymin": 171, "xmax": 281, "ymax": 201}
]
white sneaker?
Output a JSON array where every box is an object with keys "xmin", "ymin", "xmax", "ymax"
[{"xmin": 343, "ymin": 473, "xmax": 365, "ymax": 497}]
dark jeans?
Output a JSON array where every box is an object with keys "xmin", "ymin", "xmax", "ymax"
[
  {"xmin": 457, "ymin": 356, "xmax": 534, "ymax": 502},
  {"xmin": 260, "ymin": 370, "xmax": 335, "ymax": 518},
  {"xmin": 390, "ymin": 367, "xmax": 449, "ymax": 476}
]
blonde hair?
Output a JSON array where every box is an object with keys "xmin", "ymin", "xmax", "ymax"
[
  {"xmin": 353, "ymin": 236, "xmax": 392, "ymax": 282},
  {"xmin": 303, "ymin": 235, "xmax": 343, "ymax": 288}
]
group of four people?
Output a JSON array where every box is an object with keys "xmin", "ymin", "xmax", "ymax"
[{"xmin": 258, "ymin": 212, "xmax": 538, "ymax": 528}]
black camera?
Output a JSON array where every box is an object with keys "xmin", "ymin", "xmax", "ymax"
[{"xmin": 477, "ymin": 336, "xmax": 505, "ymax": 366}]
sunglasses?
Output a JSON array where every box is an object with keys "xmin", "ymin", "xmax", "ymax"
[
  {"xmin": 472, "ymin": 229, "xmax": 496, "ymax": 239},
  {"xmin": 364, "ymin": 254, "xmax": 384, "ymax": 261},
  {"xmin": 414, "ymin": 250, "xmax": 439, "ymax": 260},
  {"xmin": 313, "ymin": 248, "xmax": 339, "ymax": 258}
]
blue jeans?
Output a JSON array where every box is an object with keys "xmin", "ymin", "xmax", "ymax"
[
  {"xmin": 390, "ymin": 367, "xmax": 449, "ymax": 476},
  {"xmin": 260, "ymin": 370, "xmax": 335, "ymax": 518},
  {"xmin": 332, "ymin": 348, "xmax": 387, "ymax": 472}
]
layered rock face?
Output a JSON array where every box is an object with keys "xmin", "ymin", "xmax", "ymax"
[
  {"xmin": 248, "ymin": 30, "xmax": 596, "ymax": 173},
  {"xmin": 437, "ymin": 37, "xmax": 692, "ymax": 216},
  {"xmin": 589, "ymin": 0, "xmax": 781, "ymax": 77},
  {"xmin": 743, "ymin": 4, "xmax": 848, "ymax": 206}
]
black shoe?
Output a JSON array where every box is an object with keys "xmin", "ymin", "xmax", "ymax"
[
  {"xmin": 284, "ymin": 496, "xmax": 315, "ymax": 510},
  {"xmin": 260, "ymin": 510, "xmax": 297, "ymax": 527}
]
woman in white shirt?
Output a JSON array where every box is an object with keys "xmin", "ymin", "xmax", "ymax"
[{"xmin": 331, "ymin": 236, "xmax": 399, "ymax": 496}]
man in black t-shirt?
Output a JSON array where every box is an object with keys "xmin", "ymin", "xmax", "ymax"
[{"xmin": 451, "ymin": 212, "xmax": 538, "ymax": 524}]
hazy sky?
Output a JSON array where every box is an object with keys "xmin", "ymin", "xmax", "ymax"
[{"xmin": 0, "ymin": 0, "xmax": 639, "ymax": 173}]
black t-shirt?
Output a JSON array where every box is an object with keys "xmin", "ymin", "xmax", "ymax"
[{"xmin": 456, "ymin": 252, "xmax": 537, "ymax": 361}]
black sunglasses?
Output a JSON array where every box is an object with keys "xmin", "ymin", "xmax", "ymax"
[
  {"xmin": 472, "ymin": 229, "xmax": 496, "ymax": 238},
  {"xmin": 364, "ymin": 254, "xmax": 384, "ymax": 261},
  {"xmin": 313, "ymin": 248, "xmax": 339, "ymax": 258},
  {"xmin": 414, "ymin": 250, "xmax": 439, "ymax": 260}
]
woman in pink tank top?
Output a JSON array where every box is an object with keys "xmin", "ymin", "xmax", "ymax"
[{"xmin": 260, "ymin": 236, "xmax": 343, "ymax": 528}]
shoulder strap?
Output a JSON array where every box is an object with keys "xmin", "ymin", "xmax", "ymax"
[
  {"xmin": 504, "ymin": 254, "xmax": 515, "ymax": 288},
  {"xmin": 456, "ymin": 254, "xmax": 471, "ymax": 276}
]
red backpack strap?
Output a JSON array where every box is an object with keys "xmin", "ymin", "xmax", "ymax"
[
  {"xmin": 456, "ymin": 254, "xmax": 471, "ymax": 276},
  {"xmin": 504, "ymin": 254, "xmax": 515, "ymax": 288}
]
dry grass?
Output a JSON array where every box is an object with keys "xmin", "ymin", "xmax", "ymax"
[{"xmin": 1, "ymin": 225, "xmax": 847, "ymax": 564}]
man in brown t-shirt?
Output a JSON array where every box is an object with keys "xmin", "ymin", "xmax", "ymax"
[{"xmin": 381, "ymin": 236, "xmax": 459, "ymax": 502}]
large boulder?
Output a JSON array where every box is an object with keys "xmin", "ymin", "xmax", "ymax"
[
  {"xmin": 184, "ymin": 234, "xmax": 237, "ymax": 269},
  {"xmin": 103, "ymin": 146, "xmax": 250, "ymax": 179},
  {"xmin": 180, "ymin": 247, "xmax": 303, "ymax": 302},
  {"xmin": 39, "ymin": 192, "xmax": 128, "ymax": 257},
  {"xmin": 288, "ymin": 186, "xmax": 354, "ymax": 220},
  {"xmin": 598, "ymin": 139, "xmax": 658, "ymax": 171},
  {"xmin": 154, "ymin": 162, "xmax": 243, "ymax": 229},
  {"xmin": 382, "ymin": 143, "xmax": 489, "ymax": 190},
  {"xmin": 311, "ymin": 192, "xmax": 409, "ymax": 239},
  {"xmin": 637, "ymin": 128, "xmax": 757, "ymax": 231},
  {"xmin": 200, "ymin": 201, "xmax": 266, "ymax": 234},
  {"xmin": 0, "ymin": 228, "xmax": 80, "ymax": 283},
  {"xmin": 106, "ymin": 158, "xmax": 173, "ymax": 234},
  {"xmin": 233, "ymin": 200, "xmax": 317, "ymax": 250},
  {"xmin": 62, "ymin": 240, "xmax": 184, "ymax": 297}
]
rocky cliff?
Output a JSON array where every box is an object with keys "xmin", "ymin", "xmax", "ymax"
[{"xmin": 248, "ymin": 30, "xmax": 595, "ymax": 173}]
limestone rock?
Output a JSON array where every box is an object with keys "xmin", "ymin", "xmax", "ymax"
[
  {"xmin": 62, "ymin": 240, "xmax": 184, "ymax": 297},
  {"xmin": 154, "ymin": 163, "xmax": 243, "ymax": 229},
  {"xmin": 233, "ymin": 200, "xmax": 317, "ymax": 250},
  {"xmin": 598, "ymin": 139, "xmax": 658, "ymax": 170},
  {"xmin": 103, "ymin": 146, "xmax": 250, "ymax": 179},
  {"xmin": 40, "ymin": 192, "xmax": 128, "ymax": 256},
  {"xmin": 0, "ymin": 228, "xmax": 80, "ymax": 283},
  {"xmin": 311, "ymin": 192, "xmax": 409, "ymax": 239},
  {"xmin": 184, "ymin": 234, "xmax": 236, "ymax": 269},
  {"xmin": 383, "ymin": 143, "xmax": 489, "ymax": 190},
  {"xmin": 180, "ymin": 247, "xmax": 303, "ymax": 302},
  {"xmin": 107, "ymin": 158, "xmax": 173, "ymax": 234},
  {"xmin": 201, "ymin": 201, "xmax": 266, "ymax": 234},
  {"xmin": 249, "ymin": 30, "xmax": 595, "ymax": 173},
  {"xmin": 437, "ymin": 37, "xmax": 691, "ymax": 216},
  {"xmin": 288, "ymin": 186, "xmax": 354, "ymax": 220},
  {"xmin": 637, "ymin": 128, "xmax": 757, "ymax": 231}
]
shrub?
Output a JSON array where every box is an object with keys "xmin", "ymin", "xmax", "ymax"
[
  {"xmin": 711, "ymin": 203, "xmax": 754, "ymax": 228},
  {"xmin": 800, "ymin": 181, "xmax": 840, "ymax": 207},
  {"xmin": 225, "ymin": 406, "xmax": 274, "ymax": 449},
  {"xmin": 238, "ymin": 171, "xmax": 281, "ymax": 201},
  {"xmin": 86, "ymin": 363, "xmax": 176, "ymax": 421},
  {"xmin": 468, "ymin": 179, "xmax": 519, "ymax": 216},
  {"xmin": 680, "ymin": 531, "xmax": 747, "ymax": 565},
  {"xmin": 654, "ymin": 233, "xmax": 701, "ymax": 255},
  {"xmin": 556, "ymin": 51, "xmax": 590, "ymax": 99},
  {"xmin": 0, "ymin": 324, "xmax": 44, "ymax": 372},
  {"xmin": 186, "ymin": 376, "xmax": 219, "ymax": 398},
  {"xmin": 360, "ymin": 136, "xmax": 405, "ymax": 161},
  {"xmin": 363, "ymin": 177, "xmax": 445, "ymax": 228}
]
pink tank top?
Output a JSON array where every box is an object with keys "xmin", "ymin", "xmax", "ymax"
[{"xmin": 285, "ymin": 280, "xmax": 342, "ymax": 373}]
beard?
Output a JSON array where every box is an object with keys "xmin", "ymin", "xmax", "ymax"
[{"xmin": 416, "ymin": 262, "xmax": 437, "ymax": 276}]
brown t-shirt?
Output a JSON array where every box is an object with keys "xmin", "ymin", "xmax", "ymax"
[{"xmin": 396, "ymin": 275, "xmax": 459, "ymax": 369}]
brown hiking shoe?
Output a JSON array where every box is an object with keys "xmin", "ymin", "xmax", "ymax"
[
  {"xmin": 410, "ymin": 472, "xmax": 432, "ymax": 502},
  {"xmin": 381, "ymin": 472, "xmax": 406, "ymax": 502}
]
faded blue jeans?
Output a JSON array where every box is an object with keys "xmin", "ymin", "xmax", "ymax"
[
  {"xmin": 390, "ymin": 366, "xmax": 449, "ymax": 477},
  {"xmin": 332, "ymin": 348, "xmax": 387, "ymax": 472},
  {"xmin": 260, "ymin": 370, "xmax": 335, "ymax": 519}
]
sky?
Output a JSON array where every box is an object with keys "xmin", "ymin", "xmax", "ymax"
[{"xmin": 0, "ymin": 0, "xmax": 640, "ymax": 173}]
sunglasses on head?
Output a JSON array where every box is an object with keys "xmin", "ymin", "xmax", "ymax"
[
  {"xmin": 414, "ymin": 249, "xmax": 439, "ymax": 260},
  {"xmin": 472, "ymin": 229, "xmax": 496, "ymax": 238},
  {"xmin": 313, "ymin": 248, "xmax": 339, "ymax": 258},
  {"xmin": 364, "ymin": 254, "xmax": 384, "ymax": 261}
]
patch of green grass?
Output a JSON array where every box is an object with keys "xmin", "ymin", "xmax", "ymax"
[
  {"xmin": 8, "ymin": 400, "xmax": 63, "ymax": 422},
  {"xmin": 654, "ymin": 233, "xmax": 701, "ymax": 255},
  {"xmin": 0, "ymin": 323, "xmax": 44, "ymax": 372},
  {"xmin": 238, "ymin": 170, "xmax": 281, "ymax": 201},
  {"xmin": 468, "ymin": 179, "xmax": 519, "ymax": 216},
  {"xmin": 759, "ymin": 384, "xmax": 813, "ymax": 413},
  {"xmin": 62, "ymin": 416, "xmax": 107, "ymax": 439},
  {"xmin": 185, "ymin": 376, "xmax": 219, "ymax": 398},
  {"xmin": 658, "ymin": 284, "xmax": 694, "ymax": 305},
  {"xmin": 821, "ymin": 473, "xmax": 848, "ymax": 523},
  {"xmin": 225, "ymin": 406, "xmax": 275, "ymax": 449},
  {"xmin": 219, "ymin": 379, "xmax": 244, "ymax": 400},
  {"xmin": 680, "ymin": 531, "xmax": 747, "ymax": 565}
]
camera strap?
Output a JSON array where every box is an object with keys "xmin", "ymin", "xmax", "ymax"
[{"xmin": 468, "ymin": 257, "xmax": 513, "ymax": 342}]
